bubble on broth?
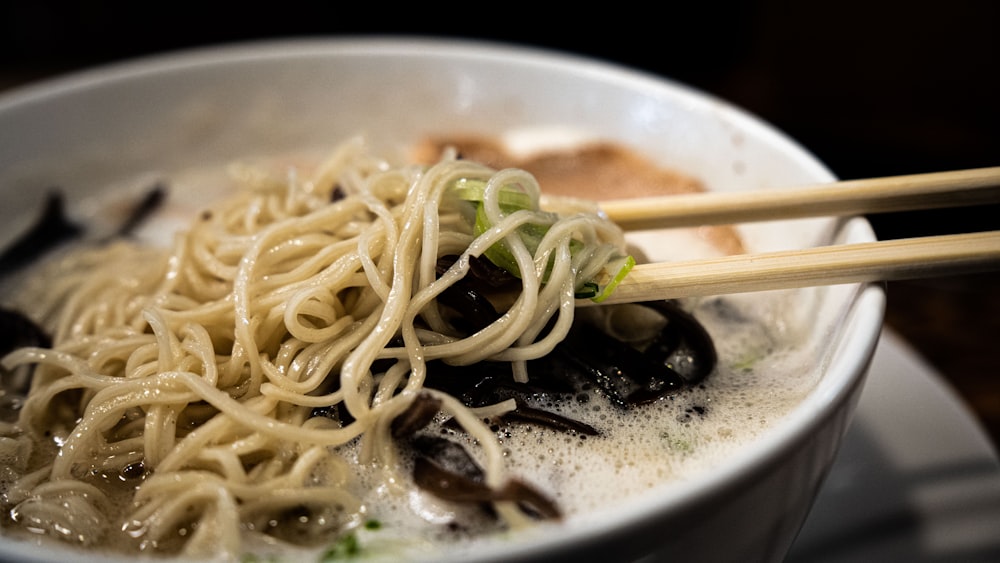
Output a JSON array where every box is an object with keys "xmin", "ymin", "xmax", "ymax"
[{"xmin": 0, "ymin": 133, "xmax": 825, "ymax": 561}]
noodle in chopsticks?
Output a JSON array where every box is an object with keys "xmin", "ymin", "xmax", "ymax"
[{"xmin": 0, "ymin": 137, "xmax": 631, "ymax": 558}]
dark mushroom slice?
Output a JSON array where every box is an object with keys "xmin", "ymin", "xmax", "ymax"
[
  {"xmin": 0, "ymin": 307, "xmax": 52, "ymax": 401},
  {"xmin": 426, "ymin": 362, "xmax": 575, "ymax": 408},
  {"xmin": 410, "ymin": 435, "xmax": 561, "ymax": 520},
  {"xmin": 435, "ymin": 282, "xmax": 502, "ymax": 334},
  {"xmin": 0, "ymin": 191, "xmax": 82, "ymax": 274},
  {"xmin": 0, "ymin": 307, "xmax": 51, "ymax": 355},
  {"xmin": 638, "ymin": 300, "xmax": 717, "ymax": 385},
  {"xmin": 501, "ymin": 401, "xmax": 598, "ymax": 436},
  {"xmin": 422, "ymin": 361, "xmax": 596, "ymax": 435},
  {"xmin": 437, "ymin": 254, "xmax": 520, "ymax": 292},
  {"xmin": 391, "ymin": 392, "xmax": 443, "ymax": 439},
  {"xmin": 434, "ymin": 254, "xmax": 518, "ymax": 335},
  {"xmin": 554, "ymin": 320, "xmax": 688, "ymax": 407},
  {"xmin": 331, "ymin": 185, "xmax": 347, "ymax": 202},
  {"xmin": 1, "ymin": 183, "xmax": 168, "ymax": 278},
  {"xmin": 106, "ymin": 182, "xmax": 167, "ymax": 240},
  {"xmin": 492, "ymin": 478, "xmax": 562, "ymax": 520}
]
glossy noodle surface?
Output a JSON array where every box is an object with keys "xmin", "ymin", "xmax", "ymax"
[{"xmin": 0, "ymin": 137, "xmax": 820, "ymax": 561}]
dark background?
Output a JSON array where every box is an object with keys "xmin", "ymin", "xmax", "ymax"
[{"xmin": 1, "ymin": 1, "xmax": 998, "ymax": 445}]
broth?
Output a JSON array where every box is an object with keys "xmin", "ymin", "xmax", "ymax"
[{"xmin": 0, "ymin": 136, "xmax": 821, "ymax": 561}]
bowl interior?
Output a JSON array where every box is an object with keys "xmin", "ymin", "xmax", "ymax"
[{"xmin": 0, "ymin": 37, "xmax": 885, "ymax": 562}]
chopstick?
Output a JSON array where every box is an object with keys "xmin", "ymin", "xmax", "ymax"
[
  {"xmin": 581, "ymin": 167, "xmax": 1000, "ymax": 304},
  {"xmin": 589, "ymin": 230, "xmax": 1000, "ymax": 305},
  {"xmin": 600, "ymin": 167, "xmax": 1000, "ymax": 230}
]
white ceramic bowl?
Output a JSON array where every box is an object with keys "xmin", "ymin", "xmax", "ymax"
[{"xmin": 0, "ymin": 37, "xmax": 885, "ymax": 563}]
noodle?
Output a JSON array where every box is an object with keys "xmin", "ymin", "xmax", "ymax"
[{"xmin": 0, "ymin": 137, "xmax": 631, "ymax": 559}]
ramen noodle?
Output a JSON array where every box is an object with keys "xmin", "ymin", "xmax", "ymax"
[{"xmin": 0, "ymin": 136, "xmax": 818, "ymax": 561}]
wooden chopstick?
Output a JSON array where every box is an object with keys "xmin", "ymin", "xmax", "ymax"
[
  {"xmin": 588, "ymin": 230, "xmax": 1000, "ymax": 305},
  {"xmin": 600, "ymin": 167, "xmax": 1000, "ymax": 230}
]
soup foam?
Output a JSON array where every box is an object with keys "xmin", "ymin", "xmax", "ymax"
[{"xmin": 0, "ymin": 141, "xmax": 823, "ymax": 561}]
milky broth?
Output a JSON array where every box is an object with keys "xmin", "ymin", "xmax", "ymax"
[
  {"xmin": 334, "ymin": 295, "xmax": 818, "ymax": 561},
  {"xmin": 0, "ymin": 139, "xmax": 824, "ymax": 561},
  {"xmin": 253, "ymin": 141, "xmax": 819, "ymax": 559}
]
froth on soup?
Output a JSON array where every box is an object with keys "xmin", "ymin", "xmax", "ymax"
[{"xmin": 0, "ymin": 134, "xmax": 822, "ymax": 562}]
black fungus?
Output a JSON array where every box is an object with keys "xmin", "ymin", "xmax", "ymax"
[
  {"xmin": 413, "ymin": 455, "xmax": 493, "ymax": 503},
  {"xmin": 502, "ymin": 402, "xmax": 599, "ymax": 436},
  {"xmin": 392, "ymin": 393, "xmax": 443, "ymax": 438},
  {"xmin": 410, "ymin": 435, "xmax": 561, "ymax": 520},
  {"xmin": 549, "ymin": 301, "xmax": 717, "ymax": 406},
  {"xmin": 555, "ymin": 320, "xmax": 688, "ymax": 407},
  {"xmin": 436, "ymin": 282, "xmax": 502, "ymax": 334},
  {"xmin": 331, "ymin": 185, "xmax": 346, "ymax": 202},
  {"xmin": 423, "ymin": 361, "xmax": 582, "ymax": 423},
  {"xmin": 108, "ymin": 183, "xmax": 167, "ymax": 239},
  {"xmin": 120, "ymin": 461, "xmax": 147, "ymax": 480},
  {"xmin": 493, "ymin": 478, "xmax": 562, "ymax": 520},
  {"xmin": 0, "ymin": 307, "xmax": 51, "ymax": 355},
  {"xmin": 0, "ymin": 191, "xmax": 82, "ymax": 273},
  {"xmin": 638, "ymin": 301, "xmax": 717, "ymax": 385},
  {"xmin": 0, "ymin": 307, "xmax": 52, "ymax": 396},
  {"xmin": 1, "ymin": 183, "xmax": 168, "ymax": 278},
  {"xmin": 418, "ymin": 298, "xmax": 717, "ymax": 432},
  {"xmin": 437, "ymin": 254, "xmax": 519, "ymax": 291},
  {"xmin": 412, "ymin": 435, "xmax": 487, "ymax": 488}
]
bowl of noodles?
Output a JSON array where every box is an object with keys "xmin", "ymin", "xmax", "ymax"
[{"xmin": 0, "ymin": 38, "xmax": 884, "ymax": 562}]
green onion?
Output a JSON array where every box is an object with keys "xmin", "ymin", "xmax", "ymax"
[
  {"xmin": 449, "ymin": 176, "xmax": 633, "ymax": 302},
  {"xmin": 473, "ymin": 199, "xmax": 555, "ymax": 277},
  {"xmin": 320, "ymin": 532, "xmax": 361, "ymax": 560},
  {"xmin": 450, "ymin": 177, "xmax": 534, "ymax": 210},
  {"xmin": 589, "ymin": 255, "xmax": 635, "ymax": 303}
]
